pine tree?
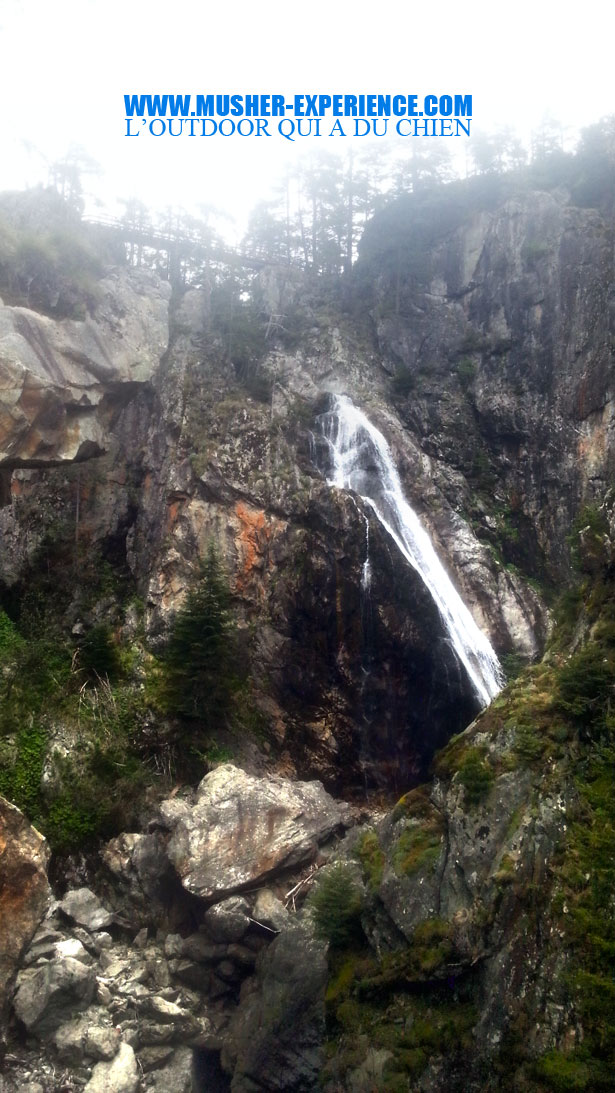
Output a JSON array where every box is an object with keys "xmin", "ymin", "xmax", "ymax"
[
  {"xmin": 165, "ymin": 543, "xmax": 239, "ymax": 723},
  {"xmin": 309, "ymin": 864, "xmax": 364, "ymax": 948}
]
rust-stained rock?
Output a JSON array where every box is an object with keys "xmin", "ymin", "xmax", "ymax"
[
  {"xmin": 159, "ymin": 764, "xmax": 352, "ymax": 902},
  {"xmin": 0, "ymin": 795, "xmax": 51, "ymax": 1041}
]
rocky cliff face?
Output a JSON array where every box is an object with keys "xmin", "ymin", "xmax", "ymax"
[
  {"xmin": 0, "ymin": 269, "xmax": 168, "ymax": 469},
  {"xmin": 1, "ymin": 176, "xmax": 614, "ymax": 1091},
  {"xmin": 0, "ymin": 246, "xmax": 546, "ymax": 790},
  {"xmin": 361, "ymin": 187, "xmax": 615, "ymax": 583}
]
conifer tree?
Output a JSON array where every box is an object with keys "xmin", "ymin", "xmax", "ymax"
[
  {"xmin": 309, "ymin": 864, "xmax": 364, "ymax": 948},
  {"xmin": 165, "ymin": 543, "xmax": 239, "ymax": 723}
]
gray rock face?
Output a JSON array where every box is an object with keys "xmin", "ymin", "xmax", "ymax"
[
  {"xmin": 226, "ymin": 921, "xmax": 328, "ymax": 1092},
  {"xmin": 160, "ymin": 764, "xmax": 351, "ymax": 901},
  {"xmin": 0, "ymin": 796, "xmax": 50, "ymax": 1042},
  {"xmin": 84, "ymin": 1042, "xmax": 139, "ymax": 1093},
  {"xmin": 145, "ymin": 1045, "xmax": 194, "ymax": 1092},
  {"xmin": 252, "ymin": 889, "xmax": 289, "ymax": 933},
  {"xmin": 365, "ymin": 189, "xmax": 615, "ymax": 590},
  {"xmin": 58, "ymin": 887, "xmax": 115, "ymax": 932},
  {"xmin": 202, "ymin": 897, "xmax": 251, "ymax": 942},
  {"xmin": 13, "ymin": 954, "xmax": 96, "ymax": 1033},
  {"xmin": 53, "ymin": 1009, "xmax": 121, "ymax": 1063},
  {"xmin": 0, "ymin": 268, "xmax": 169, "ymax": 467},
  {"xmin": 101, "ymin": 831, "xmax": 174, "ymax": 923}
]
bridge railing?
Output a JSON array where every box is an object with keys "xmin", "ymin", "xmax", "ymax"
[{"xmin": 83, "ymin": 215, "xmax": 302, "ymax": 272}]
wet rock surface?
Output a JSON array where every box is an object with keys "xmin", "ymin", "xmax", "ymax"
[
  {"xmin": 225, "ymin": 921, "xmax": 328, "ymax": 1092},
  {"xmin": 0, "ymin": 796, "xmax": 50, "ymax": 1043}
]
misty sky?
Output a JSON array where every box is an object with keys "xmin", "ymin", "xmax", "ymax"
[{"xmin": 1, "ymin": 0, "xmax": 613, "ymax": 234}]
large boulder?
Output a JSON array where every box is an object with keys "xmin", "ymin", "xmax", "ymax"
[
  {"xmin": 101, "ymin": 830, "xmax": 177, "ymax": 924},
  {"xmin": 84, "ymin": 1042, "xmax": 139, "ymax": 1093},
  {"xmin": 0, "ymin": 796, "xmax": 50, "ymax": 1042},
  {"xmin": 159, "ymin": 764, "xmax": 351, "ymax": 902},
  {"xmin": 58, "ymin": 887, "xmax": 115, "ymax": 932},
  {"xmin": 13, "ymin": 954, "xmax": 96, "ymax": 1034}
]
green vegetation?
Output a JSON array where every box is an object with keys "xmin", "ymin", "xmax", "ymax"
[
  {"xmin": 457, "ymin": 356, "xmax": 477, "ymax": 389},
  {"xmin": 77, "ymin": 622, "xmax": 123, "ymax": 683},
  {"xmin": 321, "ymin": 919, "xmax": 472, "ymax": 1089},
  {"xmin": 501, "ymin": 650, "xmax": 530, "ymax": 682},
  {"xmin": 0, "ymin": 612, "xmax": 159, "ymax": 850},
  {"xmin": 356, "ymin": 505, "xmax": 615, "ymax": 1089},
  {"xmin": 568, "ymin": 503, "xmax": 609, "ymax": 573},
  {"xmin": 557, "ymin": 644, "xmax": 613, "ymax": 730},
  {"xmin": 0, "ymin": 608, "xmax": 23, "ymax": 661},
  {"xmin": 473, "ymin": 515, "xmax": 615, "ymax": 1087},
  {"xmin": 393, "ymin": 821, "xmax": 443, "ymax": 875},
  {"xmin": 387, "ymin": 787, "xmax": 445, "ymax": 875},
  {"xmin": 457, "ymin": 747, "xmax": 495, "ymax": 807},
  {"xmin": 391, "ymin": 365, "xmax": 416, "ymax": 396},
  {"xmin": 309, "ymin": 864, "xmax": 365, "ymax": 949},
  {"xmin": 0, "ymin": 722, "xmax": 47, "ymax": 818},
  {"xmin": 533, "ymin": 1050, "xmax": 603, "ymax": 1092},
  {"xmin": 470, "ymin": 444, "xmax": 495, "ymax": 491},
  {"xmin": 0, "ymin": 494, "xmax": 269, "ymax": 854},
  {"xmin": 0, "ymin": 213, "xmax": 105, "ymax": 318},
  {"xmin": 542, "ymin": 741, "xmax": 615, "ymax": 1090},
  {"xmin": 513, "ymin": 720, "xmax": 547, "ymax": 763},
  {"xmin": 356, "ymin": 830, "xmax": 385, "ymax": 891},
  {"xmin": 163, "ymin": 542, "xmax": 241, "ymax": 725}
]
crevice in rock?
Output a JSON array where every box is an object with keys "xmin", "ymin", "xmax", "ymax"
[
  {"xmin": 192, "ymin": 1047, "xmax": 231, "ymax": 1092},
  {"xmin": 0, "ymin": 469, "xmax": 12, "ymax": 507}
]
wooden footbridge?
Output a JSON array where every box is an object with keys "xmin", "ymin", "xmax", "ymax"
[{"xmin": 84, "ymin": 214, "xmax": 294, "ymax": 277}]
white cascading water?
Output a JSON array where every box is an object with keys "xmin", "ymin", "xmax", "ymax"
[{"xmin": 317, "ymin": 395, "xmax": 504, "ymax": 707}]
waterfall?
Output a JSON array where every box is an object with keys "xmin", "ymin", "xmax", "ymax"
[{"xmin": 316, "ymin": 394, "xmax": 504, "ymax": 708}]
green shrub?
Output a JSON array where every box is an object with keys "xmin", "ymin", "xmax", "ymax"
[
  {"xmin": 309, "ymin": 864, "xmax": 364, "ymax": 948},
  {"xmin": 392, "ymin": 366, "xmax": 416, "ymax": 395},
  {"xmin": 457, "ymin": 748, "xmax": 494, "ymax": 807},
  {"xmin": 533, "ymin": 1049, "xmax": 598, "ymax": 1091},
  {"xmin": 553, "ymin": 742, "xmax": 615, "ymax": 1081},
  {"xmin": 393, "ymin": 824, "xmax": 442, "ymax": 876},
  {"xmin": 557, "ymin": 644, "xmax": 613, "ymax": 728},
  {"xmin": 41, "ymin": 716, "xmax": 149, "ymax": 852},
  {"xmin": 0, "ymin": 225, "xmax": 103, "ymax": 318},
  {"xmin": 0, "ymin": 609, "xmax": 23, "ymax": 663},
  {"xmin": 0, "ymin": 722, "xmax": 47, "ymax": 818},
  {"xmin": 500, "ymin": 651, "xmax": 528, "ymax": 682},
  {"xmin": 411, "ymin": 919, "xmax": 454, "ymax": 974},
  {"xmin": 457, "ymin": 356, "xmax": 477, "ymax": 389},
  {"xmin": 568, "ymin": 504, "xmax": 609, "ymax": 573},
  {"xmin": 44, "ymin": 791, "xmax": 103, "ymax": 851},
  {"xmin": 0, "ymin": 635, "xmax": 73, "ymax": 738},
  {"xmin": 77, "ymin": 623, "xmax": 123, "ymax": 682},
  {"xmin": 470, "ymin": 445, "xmax": 494, "ymax": 490},
  {"xmin": 514, "ymin": 722, "xmax": 545, "ymax": 763}
]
